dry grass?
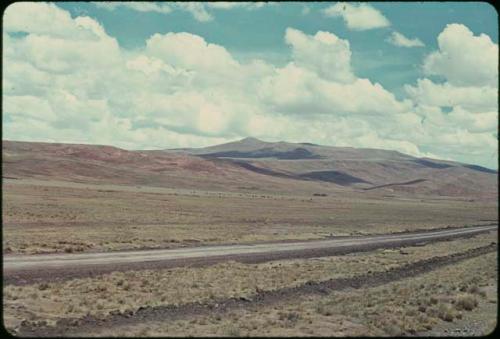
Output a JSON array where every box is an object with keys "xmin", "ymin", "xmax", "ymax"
[
  {"xmin": 82, "ymin": 251, "xmax": 497, "ymax": 337},
  {"xmin": 455, "ymin": 294, "xmax": 479, "ymax": 311},
  {"xmin": 3, "ymin": 232, "xmax": 496, "ymax": 332},
  {"xmin": 3, "ymin": 180, "xmax": 497, "ymax": 254}
]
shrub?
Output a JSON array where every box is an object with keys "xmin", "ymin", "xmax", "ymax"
[
  {"xmin": 283, "ymin": 312, "xmax": 300, "ymax": 323},
  {"xmin": 38, "ymin": 283, "xmax": 50, "ymax": 291},
  {"xmin": 224, "ymin": 324, "xmax": 241, "ymax": 337},
  {"xmin": 316, "ymin": 304, "xmax": 333, "ymax": 316},
  {"xmin": 455, "ymin": 294, "xmax": 478, "ymax": 311},
  {"xmin": 405, "ymin": 308, "xmax": 417, "ymax": 317},
  {"xmin": 468, "ymin": 285, "xmax": 480, "ymax": 294},
  {"xmin": 383, "ymin": 323, "xmax": 403, "ymax": 336},
  {"xmin": 437, "ymin": 304, "xmax": 454, "ymax": 322}
]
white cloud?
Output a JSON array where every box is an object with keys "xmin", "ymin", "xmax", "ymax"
[
  {"xmin": 285, "ymin": 28, "xmax": 355, "ymax": 83},
  {"xmin": 423, "ymin": 23, "xmax": 498, "ymax": 87},
  {"xmin": 145, "ymin": 32, "xmax": 238, "ymax": 73},
  {"xmin": 92, "ymin": 1, "xmax": 267, "ymax": 22},
  {"xmin": 322, "ymin": 3, "xmax": 390, "ymax": 31},
  {"xmin": 263, "ymin": 28, "xmax": 411, "ymax": 117},
  {"xmin": 386, "ymin": 31, "xmax": 424, "ymax": 48},
  {"xmin": 175, "ymin": 2, "xmax": 213, "ymax": 22},
  {"xmin": 405, "ymin": 78, "xmax": 497, "ymax": 113},
  {"xmin": 259, "ymin": 63, "xmax": 411, "ymax": 117},
  {"xmin": 93, "ymin": 2, "xmax": 172, "ymax": 14},
  {"xmin": 447, "ymin": 107, "xmax": 497, "ymax": 133},
  {"xmin": 93, "ymin": 2, "xmax": 212, "ymax": 21},
  {"xmin": 4, "ymin": 2, "xmax": 94, "ymax": 38},
  {"xmin": 2, "ymin": 4, "xmax": 497, "ymax": 168},
  {"xmin": 403, "ymin": 23, "xmax": 498, "ymax": 168},
  {"xmin": 206, "ymin": 2, "xmax": 243, "ymax": 10},
  {"xmin": 206, "ymin": 2, "xmax": 267, "ymax": 10},
  {"xmin": 3, "ymin": 2, "xmax": 102, "ymax": 40}
]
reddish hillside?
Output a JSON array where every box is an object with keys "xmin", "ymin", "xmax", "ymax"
[{"xmin": 3, "ymin": 139, "xmax": 497, "ymax": 199}]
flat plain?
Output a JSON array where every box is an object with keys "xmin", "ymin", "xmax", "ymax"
[{"xmin": 2, "ymin": 139, "xmax": 498, "ymax": 336}]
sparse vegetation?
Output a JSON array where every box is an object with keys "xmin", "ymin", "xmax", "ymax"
[
  {"xmin": 3, "ymin": 234, "xmax": 497, "ymax": 336},
  {"xmin": 79, "ymin": 251, "xmax": 497, "ymax": 337},
  {"xmin": 3, "ymin": 180, "xmax": 497, "ymax": 255},
  {"xmin": 2, "ymin": 160, "xmax": 497, "ymax": 336},
  {"xmin": 455, "ymin": 294, "xmax": 479, "ymax": 311}
]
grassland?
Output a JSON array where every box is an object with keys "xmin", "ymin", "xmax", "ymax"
[
  {"xmin": 3, "ymin": 180, "xmax": 497, "ymax": 255},
  {"xmin": 70, "ymin": 250, "xmax": 498, "ymax": 337},
  {"xmin": 2, "ymin": 176, "xmax": 498, "ymax": 336},
  {"xmin": 3, "ymin": 231, "xmax": 497, "ymax": 335}
]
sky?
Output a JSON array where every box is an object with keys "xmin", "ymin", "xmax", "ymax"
[{"xmin": 2, "ymin": 2, "xmax": 498, "ymax": 169}]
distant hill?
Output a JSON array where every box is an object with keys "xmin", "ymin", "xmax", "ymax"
[
  {"xmin": 169, "ymin": 137, "xmax": 497, "ymax": 198},
  {"xmin": 3, "ymin": 139, "xmax": 497, "ymax": 199}
]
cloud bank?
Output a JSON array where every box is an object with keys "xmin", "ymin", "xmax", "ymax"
[{"xmin": 3, "ymin": 3, "xmax": 498, "ymax": 168}]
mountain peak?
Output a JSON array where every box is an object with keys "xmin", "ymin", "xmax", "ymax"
[{"xmin": 240, "ymin": 136, "xmax": 262, "ymax": 143}]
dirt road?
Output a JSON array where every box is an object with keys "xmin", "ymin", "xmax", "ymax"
[{"xmin": 4, "ymin": 225, "xmax": 496, "ymax": 275}]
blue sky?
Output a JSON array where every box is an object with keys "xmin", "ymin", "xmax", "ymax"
[{"xmin": 3, "ymin": 2, "xmax": 499, "ymax": 168}]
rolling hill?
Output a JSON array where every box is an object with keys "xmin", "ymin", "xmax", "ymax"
[{"xmin": 2, "ymin": 138, "xmax": 497, "ymax": 199}]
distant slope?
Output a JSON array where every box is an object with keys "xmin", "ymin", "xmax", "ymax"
[
  {"xmin": 2, "ymin": 140, "xmax": 337, "ymax": 194},
  {"xmin": 169, "ymin": 137, "xmax": 497, "ymax": 198},
  {"xmin": 3, "ymin": 139, "xmax": 497, "ymax": 198},
  {"xmin": 181, "ymin": 137, "xmax": 413, "ymax": 162}
]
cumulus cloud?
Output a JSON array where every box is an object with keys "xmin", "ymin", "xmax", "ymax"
[
  {"xmin": 423, "ymin": 23, "xmax": 498, "ymax": 87},
  {"xmin": 403, "ymin": 23, "xmax": 498, "ymax": 168},
  {"xmin": 145, "ymin": 32, "xmax": 238, "ymax": 73},
  {"xmin": 404, "ymin": 79, "xmax": 497, "ymax": 113},
  {"xmin": 386, "ymin": 31, "xmax": 424, "ymax": 48},
  {"xmin": 285, "ymin": 28, "xmax": 355, "ymax": 83},
  {"xmin": 4, "ymin": 2, "xmax": 92, "ymax": 38},
  {"xmin": 322, "ymin": 3, "xmax": 390, "ymax": 31},
  {"xmin": 262, "ymin": 28, "xmax": 411, "ymax": 118},
  {"xmin": 2, "ymin": 4, "xmax": 497, "ymax": 168},
  {"xmin": 259, "ymin": 63, "xmax": 411, "ymax": 117}
]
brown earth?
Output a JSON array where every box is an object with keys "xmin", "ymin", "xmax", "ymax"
[{"xmin": 3, "ymin": 138, "xmax": 498, "ymax": 198}]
